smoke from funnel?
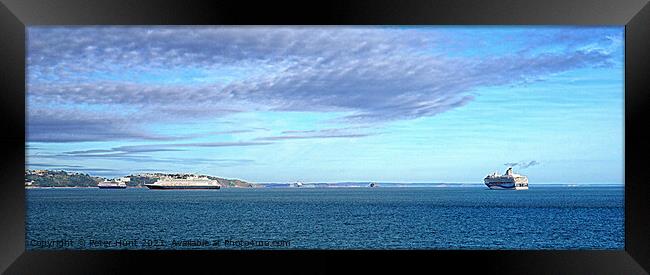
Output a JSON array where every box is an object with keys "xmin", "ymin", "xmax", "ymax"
[{"xmin": 504, "ymin": 160, "xmax": 539, "ymax": 169}]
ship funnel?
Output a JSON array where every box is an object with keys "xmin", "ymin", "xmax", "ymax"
[{"xmin": 505, "ymin": 167, "xmax": 513, "ymax": 175}]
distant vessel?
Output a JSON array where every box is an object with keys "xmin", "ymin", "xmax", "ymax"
[
  {"xmin": 484, "ymin": 167, "xmax": 528, "ymax": 190},
  {"xmin": 145, "ymin": 175, "xmax": 221, "ymax": 190},
  {"xmin": 293, "ymin": 181, "xmax": 304, "ymax": 188},
  {"xmin": 98, "ymin": 179, "xmax": 127, "ymax": 189},
  {"xmin": 369, "ymin": 182, "xmax": 378, "ymax": 188}
]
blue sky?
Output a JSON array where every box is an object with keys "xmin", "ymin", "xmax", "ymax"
[{"xmin": 26, "ymin": 26, "xmax": 624, "ymax": 184}]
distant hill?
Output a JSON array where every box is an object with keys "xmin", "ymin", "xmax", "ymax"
[
  {"xmin": 25, "ymin": 170, "xmax": 258, "ymax": 188},
  {"xmin": 207, "ymin": 176, "xmax": 256, "ymax": 188},
  {"xmin": 25, "ymin": 170, "xmax": 102, "ymax": 187}
]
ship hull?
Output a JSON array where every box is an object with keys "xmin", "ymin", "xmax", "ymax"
[
  {"xmin": 486, "ymin": 184, "xmax": 528, "ymax": 190},
  {"xmin": 485, "ymin": 183, "xmax": 528, "ymax": 190},
  {"xmin": 98, "ymin": 186, "xmax": 127, "ymax": 189},
  {"xmin": 145, "ymin": 185, "xmax": 220, "ymax": 190}
]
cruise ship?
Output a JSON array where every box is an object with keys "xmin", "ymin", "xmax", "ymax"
[
  {"xmin": 484, "ymin": 167, "xmax": 528, "ymax": 190},
  {"xmin": 144, "ymin": 175, "xmax": 221, "ymax": 190},
  {"xmin": 98, "ymin": 179, "xmax": 127, "ymax": 189}
]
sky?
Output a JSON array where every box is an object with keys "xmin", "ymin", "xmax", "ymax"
[{"xmin": 26, "ymin": 26, "xmax": 624, "ymax": 184}]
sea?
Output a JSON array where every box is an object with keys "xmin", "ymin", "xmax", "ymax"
[{"xmin": 25, "ymin": 186, "xmax": 624, "ymax": 250}]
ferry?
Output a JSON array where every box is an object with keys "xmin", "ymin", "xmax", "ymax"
[{"xmin": 98, "ymin": 179, "xmax": 127, "ymax": 189}]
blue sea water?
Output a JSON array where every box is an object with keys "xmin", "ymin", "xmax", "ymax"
[{"xmin": 25, "ymin": 186, "xmax": 624, "ymax": 250}]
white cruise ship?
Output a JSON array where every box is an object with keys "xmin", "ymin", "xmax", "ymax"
[
  {"xmin": 145, "ymin": 175, "xmax": 221, "ymax": 190},
  {"xmin": 484, "ymin": 167, "xmax": 529, "ymax": 190}
]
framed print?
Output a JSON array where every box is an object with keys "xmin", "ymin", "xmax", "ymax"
[{"xmin": 1, "ymin": 0, "xmax": 648, "ymax": 274}]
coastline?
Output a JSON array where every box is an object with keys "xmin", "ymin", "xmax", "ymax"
[{"xmin": 24, "ymin": 183, "xmax": 625, "ymax": 189}]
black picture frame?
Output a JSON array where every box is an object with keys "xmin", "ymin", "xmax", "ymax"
[{"xmin": 1, "ymin": 0, "xmax": 648, "ymax": 274}]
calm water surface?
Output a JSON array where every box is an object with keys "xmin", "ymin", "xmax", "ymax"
[{"xmin": 26, "ymin": 187, "xmax": 624, "ymax": 250}]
